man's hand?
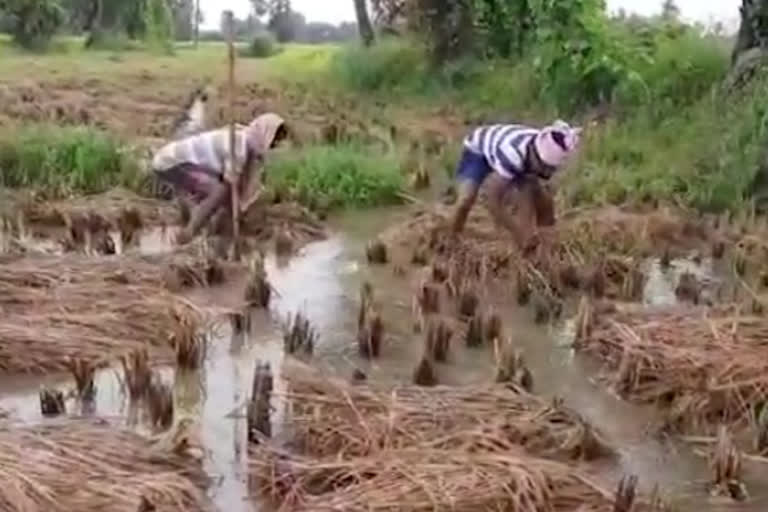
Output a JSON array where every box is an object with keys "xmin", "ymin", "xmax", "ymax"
[{"xmin": 174, "ymin": 228, "xmax": 193, "ymax": 246}]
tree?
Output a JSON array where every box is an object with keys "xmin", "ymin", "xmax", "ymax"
[
  {"xmin": 2, "ymin": 0, "xmax": 65, "ymax": 49},
  {"xmin": 168, "ymin": 0, "xmax": 199, "ymax": 40},
  {"xmin": 732, "ymin": 0, "xmax": 768, "ymax": 65},
  {"xmin": 408, "ymin": 0, "xmax": 474, "ymax": 64},
  {"xmin": 353, "ymin": 0, "xmax": 375, "ymax": 46},
  {"xmin": 267, "ymin": 0, "xmax": 303, "ymax": 42},
  {"xmin": 220, "ymin": 11, "xmax": 264, "ymax": 40},
  {"xmin": 144, "ymin": 0, "xmax": 174, "ymax": 52},
  {"xmin": 660, "ymin": 0, "xmax": 680, "ymax": 21}
]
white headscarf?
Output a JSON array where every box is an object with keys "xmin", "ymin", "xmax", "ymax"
[{"xmin": 534, "ymin": 120, "xmax": 582, "ymax": 168}]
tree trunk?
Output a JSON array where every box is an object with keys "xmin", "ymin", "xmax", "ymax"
[
  {"xmin": 353, "ymin": 0, "xmax": 375, "ymax": 47},
  {"xmin": 84, "ymin": 0, "xmax": 103, "ymax": 48},
  {"xmin": 732, "ymin": 0, "xmax": 768, "ymax": 65}
]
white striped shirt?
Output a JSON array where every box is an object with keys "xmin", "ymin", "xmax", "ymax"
[
  {"xmin": 152, "ymin": 126, "xmax": 249, "ymax": 176},
  {"xmin": 464, "ymin": 124, "xmax": 539, "ymax": 179}
]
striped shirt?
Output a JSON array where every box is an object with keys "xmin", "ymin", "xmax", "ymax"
[
  {"xmin": 152, "ymin": 126, "xmax": 249, "ymax": 176},
  {"xmin": 464, "ymin": 124, "xmax": 539, "ymax": 180}
]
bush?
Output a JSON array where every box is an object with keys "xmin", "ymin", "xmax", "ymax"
[
  {"xmin": 0, "ymin": 125, "xmax": 142, "ymax": 197},
  {"xmin": 265, "ymin": 144, "xmax": 404, "ymax": 209},
  {"xmin": 84, "ymin": 32, "xmax": 141, "ymax": 52},
  {"xmin": 240, "ymin": 33, "xmax": 278, "ymax": 58},
  {"xmin": 615, "ymin": 25, "xmax": 729, "ymax": 113},
  {"xmin": 330, "ymin": 38, "xmax": 432, "ymax": 94},
  {"xmin": 562, "ymin": 76, "xmax": 768, "ymax": 213}
]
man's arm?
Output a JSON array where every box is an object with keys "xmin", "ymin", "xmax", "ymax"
[
  {"xmin": 177, "ymin": 181, "xmax": 230, "ymax": 244},
  {"xmin": 239, "ymin": 153, "xmax": 265, "ymax": 214},
  {"xmin": 486, "ymin": 173, "xmax": 529, "ymax": 247}
]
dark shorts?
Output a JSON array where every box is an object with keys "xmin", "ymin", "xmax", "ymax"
[
  {"xmin": 456, "ymin": 148, "xmax": 528, "ymax": 188},
  {"xmin": 456, "ymin": 148, "xmax": 493, "ymax": 186},
  {"xmin": 154, "ymin": 163, "xmax": 222, "ymax": 204}
]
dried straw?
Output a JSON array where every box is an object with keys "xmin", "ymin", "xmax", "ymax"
[
  {"xmin": 0, "ymin": 250, "xmax": 212, "ymax": 375},
  {"xmin": 279, "ymin": 360, "xmax": 612, "ymax": 461},
  {"xmin": 250, "ymin": 443, "xmax": 628, "ymax": 512},
  {"xmin": 0, "ymin": 291, "xmax": 203, "ymax": 374},
  {"xmin": 574, "ymin": 300, "xmax": 768, "ymax": 439},
  {"xmin": 19, "ymin": 187, "xmax": 178, "ymax": 228},
  {"xmin": 0, "ymin": 419, "xmax": 209, "ymax": 512},
  {"xmin": 0, "ymin": 250, "xmax": 226, "ymax": 295},
  {"xmin": 380, "ymin": 205, "xmax": 715, "ymax": 301}
]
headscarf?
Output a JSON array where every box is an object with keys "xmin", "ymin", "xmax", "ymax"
[
  {"xmin": 533, "ymin": 120, "xmax": 582, "ymax": 168},
  {"xmin": 239, "ymin": 112, "xmax": 286, "ymax": 213},
  {"xmin": 245, "ymin": 113, "xmax": 286, "ymax": 155}
]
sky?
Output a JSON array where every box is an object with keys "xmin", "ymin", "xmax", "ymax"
[{"xmin": 200, "ymin": 0, "xmax": 741, "ymax": 30}]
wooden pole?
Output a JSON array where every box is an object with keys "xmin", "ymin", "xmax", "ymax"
[
  {"xmin": 225, "ymin": 11, "xmax": 240, "ymax": 261},
  {"xmin": 193, "ymin": 0, "xmax": 200, "ymax": 48}
]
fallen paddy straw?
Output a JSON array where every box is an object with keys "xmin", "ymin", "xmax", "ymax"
[
  {"xmin": 0, "ymin": 419, "xmax": 208, "ymax": 512},
  {"xmin": 278, "ymin": 360, "xmax": 612, "ymax": 461},
  {"xmin": 0, "ymin": 250, "xmax": 227, "ymax": 293},
  {"xmin": 0, "ymin": 290, "xmax": 204, "ymax": 374},
  {"xmin": 381, "ymin": 204, "xmax": 717, "ymax": 302},
  {"xmin": 574, "ymin": 299, "xmax": 768, "ymax": 445},
  {"xmin": 0, "ymin": 250, "xmax": 213, "ymax": 375},
  {"xmin": 250, "ymin": 443, "xmax": 659, "ymax": 512}
]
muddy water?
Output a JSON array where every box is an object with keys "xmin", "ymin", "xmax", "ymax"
[{"xmin": 1, "ymin": 207, "xmax": 768, "ymax": 511}]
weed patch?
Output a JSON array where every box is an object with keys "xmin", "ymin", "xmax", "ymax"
[
  {"xmin": 0, "ymin": 125, "xmax": 142, "ymax": 197},
  {"xmin": 266, "ymin": 144, "xmax": 404, "ymax": 209}
]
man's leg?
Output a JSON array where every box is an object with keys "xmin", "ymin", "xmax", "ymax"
[
  {"xmin": 449, "ymin": 149, "xmax": 488, "ymax": 235},
  {"xmin": 531, "ymin": 180, "xmax": 555, "ymax": 227},
  {"xmin": 514, "ymin": 177, "xmax": 543, "ymax": 252},
  {"xmin": 451, "ymin": 181, "xmax": 480, "ymax": 235}
]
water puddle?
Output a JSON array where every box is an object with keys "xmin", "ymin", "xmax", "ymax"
[{"xmin": 1, "ymin": 207, "xmax": 767, "ymax": 511}]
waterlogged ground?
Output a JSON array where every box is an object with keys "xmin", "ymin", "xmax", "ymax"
[{"xmin": 1, "ymin": 207, "xmax": 768, "ymax": 511}]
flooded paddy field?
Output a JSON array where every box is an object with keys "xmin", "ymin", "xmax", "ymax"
[{"xmin": 3, "ymin": 197, "xmax": 768, "ymax": 512}]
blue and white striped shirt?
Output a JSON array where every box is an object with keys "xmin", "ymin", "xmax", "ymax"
[{"xmin": 464, "ymin": 124, "xmax": 539, "ymax": 180}]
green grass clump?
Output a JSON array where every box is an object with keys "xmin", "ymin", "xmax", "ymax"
[
  {"xmin": 330, "ymin": 38, "xmax": 432, "ymax": 95},
  {"xmin": 266, "ymin": 144, "xmax": 404, "ymax": 209},
  {"xmin": 240, "ymin": 33, "xmax": 280, "ymax": 59},
  {"xmin": 0, "ymin": 125, "xmax": 142, "ymax": 197},
  {"xmin": 562, "ymin": 76, "xmax": 768, "ymax": 212}
]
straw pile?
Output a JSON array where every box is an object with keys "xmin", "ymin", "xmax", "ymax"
[
  {"xmin": 381, "ymin": 204, "xmax": 715, "ymax": 301},
  {"xmin": 278, "ymin": 360, "xmax": 612, "ymax": 461},
  {"xmin": 19, "ymin": 188, "xmax": 177, "ymax": 228},
  {"xmin": 239, "ymin": 201, "xmax": 327, "ymax": 247},
  {"xmin": 0, "ymin": 290, "xmax": 203, "ymax": 374},
  {"xmin": 250, "ymin": 444, "xmax": 630, "ymax": 512},
  {"xmin": 0, "ymin": 419, "xmax": 209, "ymax": 512},
  {"xmin": 0, "ymin": 250, "xmax": 226, "ymax": 294},
  {"xmin": 0, "ymin": 252, "xmax": 212, "ymax": 374},
  {"xmin": 574, "ymin": 299, "xmax": 768, "ymax": 436}
]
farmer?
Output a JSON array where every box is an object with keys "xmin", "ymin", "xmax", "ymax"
[
  {"xmin": 449, "ymin": 120, "xmax": 581, "ymax": 251},
  {"xmin": 151, "ymin": 112, "xmax": 288, "ymax": 245}
]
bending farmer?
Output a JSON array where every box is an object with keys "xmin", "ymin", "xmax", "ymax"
[
  {"xmin": 450, "ymin": 120, "xmax": 581, "ymax": 250},
  {"xmin": 151, "ymin": 113, "xmax": 288, "ymax": 245}
]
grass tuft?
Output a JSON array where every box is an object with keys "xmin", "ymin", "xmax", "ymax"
[
  {"xmin": 266, "ymin": 143, "xmax": 404, "ymax": 209},
  {"xmin": 0, "ymin": 125, "xmax": 142, "ymax": 198}
]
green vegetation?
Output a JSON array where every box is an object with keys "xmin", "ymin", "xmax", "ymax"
[
  {"xmin": 143, "ymin": 0, "xmax": 175, "ymax": 54},
  {"xmin": 0, "ymin": 125, "xmax": 142, "ymax": 198},
  {"xmin": 265, "ymin": 144, "xmax": 404, "ymax": 209},
  {"xmin": 321, "ymin": 11, "xmax": 753, "ymax": 212},
  {"xmin": 0, "ymin": 0, "xmax": 762, "ymax": 215},
  {"xmin": 240, "ymin": 32, "xmax": 279, "ymax": 59},
  {"xmin": 3, "ymin": 0, "xmax": 65, "ymax": 50}
]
